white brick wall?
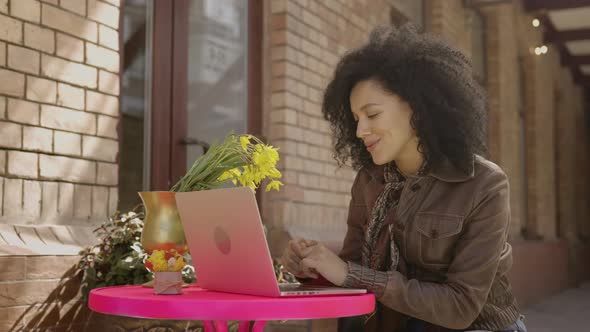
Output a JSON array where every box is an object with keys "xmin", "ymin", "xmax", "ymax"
[
  {"xmin": 60, "ymin": 0, "xmax": 86, "ymax": 16},
  {"xmin": 23, "ymin": 126, "xmax": 52, "ymax": 153},
  {"xmin": 42, "ymin": 4, "xmax": 97, "ymax": 42},
  {"xmin": 57, "ymin": 182, "xmax": 73, "ymax": 217},
  {"xmin": 82, "ymin": 135, "xmax": 117, "ymax": 162},
  {"xmin": 0, "ymin": 96, "xmax": 5, "ymax": 118},
  {"xmin": 98, "ymin": 69, "xmax": 119, "ymax": 95},
  {"xmin": 86, "ymin": 42, "xmax": 119, "ymax": 72},
  {"xmin": 7, "ymin": 45, "xmax": 40, "ymax": 75},
  {"xmin": 41, "ymin": 105, "xmax": 96, "ymax": 134},
  {"xmin": 39, "ymin": 155, "xmax": 95, "ymax": 183},
  {"xmin": 7, "ymin": 98, "xmax": 39, "ymax": 125},
  {"xmin": 10, "ymin": 0, "xmax": 41, "ymax": 24},
  {"xmin": 27, "ymin": 77, "xmax": 57, "ymax": 103},
  {"xmin": 97, "ymin": 162, "xmax": 117, "ymax": 185},
  {"xmin": 41, "ymin": 181, "xmax": 58, "ymax": 219},
  {"xmin": 0, "ymin": 14, "xmax": 23, "ymax": 44},
  {"xmin": 0, "ymin": 69, "xmax": 25, "ymax": 97},
  {"xmin": 24, "ymin": 23, "xmax": 55, "ymax": 54},
  {"xmin": 0, "ymin": 41, "xmax": 5, "ymax": 67},
  {"xmin": 3, "ymin": 178, "xmax": 22, "ymax": 217},
  {"xmin": 56, "ymin": 33, "xmax": 84, "ymax": 62},
  {"xmin": 87, "ymin": 0, "xmax": 119, "ymax": 29},
  {"xmin": 0, "ymin": 122, "xmax": 21, "ymax": 148},
  {"xmin": 0, "ymin": 150, "xmax": 5, "ymax": 175},
  {"xmin": 73, "ymin": 184, "xmax": 92, "ymax": 219},
  {"xmin": 53, "ymin": 131, "xmax": 81, "ymax": 156},
  {"xmin": 86, "ymin": 90, "xmax": 118, "ymax": 115},
  {"xmin": 57, "ymin": 83, "xmax": 85, "ymax": 110},
  {"xmin": 41, "ymin": 55, "xmax": 98, "ymax": 88},
  {"xmin": 8, "ymin": 151, "xmax": 38, "ymax": 178},
  {"xmin": 23, "ymin": 180, "xmax": 41, "ymax": 218},
  {"xmin": 98, "ymin": 24, "xmax": 118, "ymax": 50}
]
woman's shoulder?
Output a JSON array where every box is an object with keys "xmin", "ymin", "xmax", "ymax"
[
  {"xmin": 354, "ymin": 164, "xmax": 385, "ymax": 186},
  {"xmin": 470, "ymin": 155, "xmax": 510, "ymax": 197},
  {"xmin": 473, "ymin": 155, "xmax": 508, "ymax": 183}
]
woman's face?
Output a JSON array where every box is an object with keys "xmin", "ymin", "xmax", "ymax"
[{"xmin": 349, "ymin": 79, "xmax": 417, "ymax": 165}]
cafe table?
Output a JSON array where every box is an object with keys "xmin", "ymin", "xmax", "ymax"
[{"xmin": 89, "ymin": 285, "xmax": 375, "ymax": 332}]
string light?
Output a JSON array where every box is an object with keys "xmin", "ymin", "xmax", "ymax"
[
  {"xmin": 534, "ymin": 45, "xmax": 548, "ymax": 55},
  {"xmin": 532, "ymin": 18, "xmax": 540, "ymax": 27}
]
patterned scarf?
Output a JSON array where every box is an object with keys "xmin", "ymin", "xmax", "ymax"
[{"xmin": 361, "ymin": 162, "xmax": 406, "ymax": 271}]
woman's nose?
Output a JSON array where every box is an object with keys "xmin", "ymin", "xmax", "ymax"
[{"xmin": 356, "ymin": 119, "xmax": 370, "ymax": 138}]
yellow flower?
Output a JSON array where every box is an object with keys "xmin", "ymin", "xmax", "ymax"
[
  {"xmin": 171, "ymin": 256, "xmax": 186, "ymax": 272},
  {"xmin": 265, "ymin": 180, "xmax": 283, "ymax": 192},
  {"xmin": 171, "ymin": 132, "xmax": 283, "ymax": 193},
  {"xmin": 146, "ymin": 249, "xmax": 187, "ymax": 272},
  {"xmin": 240, "ymin": 135, "xmax": 251, "ymax": 151}
]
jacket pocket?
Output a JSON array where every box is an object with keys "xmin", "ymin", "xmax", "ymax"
[{"xmin": 414, "ymin": 212, "xmax": 464, "ymax": 267}]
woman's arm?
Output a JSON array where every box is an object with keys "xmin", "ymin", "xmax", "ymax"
[
  {"xmin": 338, "ymin": 177, "xmax": 367, "ymax": 264},
  {"xmin": 342, "ymin": 170, "xmax": 511, "ymax": 330}
]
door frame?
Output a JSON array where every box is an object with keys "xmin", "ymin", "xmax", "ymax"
[{"xmin": 149, "ymin": 0, "xmax": 262, "ymax": 191}]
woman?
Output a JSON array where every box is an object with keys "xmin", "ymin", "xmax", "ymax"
[{"xmin": 281, "ymin": 24, "xmax": 527, "ymax": 332}]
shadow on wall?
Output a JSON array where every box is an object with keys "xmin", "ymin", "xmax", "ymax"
[{"xmin": 7, "ymin": 265, "xmax": 207, "ymax": 332}]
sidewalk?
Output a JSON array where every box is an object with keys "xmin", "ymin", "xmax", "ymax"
[{"xmin": 522, "ymin": 282, "xmax": 590, "ymax": 331}]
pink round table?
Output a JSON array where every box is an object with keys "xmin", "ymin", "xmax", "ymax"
[{"xmin": 89, "ymin": 285, "xmax": 375, "ymax": 332}]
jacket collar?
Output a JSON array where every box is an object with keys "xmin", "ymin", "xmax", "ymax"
[{"xmin": 365, "ymin": 156, "xmax": 475, "ymax": 184}]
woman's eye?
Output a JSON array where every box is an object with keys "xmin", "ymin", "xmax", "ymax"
[{"xmin": 368, "ymin": 113, "xmax": 379, "ymax": 119}]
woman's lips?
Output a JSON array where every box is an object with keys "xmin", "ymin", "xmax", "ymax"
[{"xmin": 366, "ymin": 139, "xmax": 380, "ymax": 152}]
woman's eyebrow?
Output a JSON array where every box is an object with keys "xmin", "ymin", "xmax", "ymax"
[{"xmin": 360, "ymin": 103, "xmax": 381, "ymax": 111}]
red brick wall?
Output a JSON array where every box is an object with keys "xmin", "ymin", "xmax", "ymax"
[{"xmin": 262, "ymin": 0, "xmax": 393, "ymax": 259}]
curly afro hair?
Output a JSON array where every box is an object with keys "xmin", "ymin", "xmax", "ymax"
[{"xmin": 322, "ymin": 24, "xmax": 487, "ymax": 174}]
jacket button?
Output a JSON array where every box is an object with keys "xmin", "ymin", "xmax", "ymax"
[
  {"xmin": 430, "ymin": 229, "xmax": 438, "ymax": 238},
  {"xmin": 410, "ymin": 183, "xmax": 420, "ymax": 192}
]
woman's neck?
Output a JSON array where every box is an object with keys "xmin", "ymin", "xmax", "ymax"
[{"xmin": 395, "ymin": 138, "xmax": 424, "ymax": 176}]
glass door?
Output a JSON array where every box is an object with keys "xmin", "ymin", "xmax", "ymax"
[
  {"xmin": 184, "ymin": 0, "xmax": 249, "ymax": 170},
  {"xmin": 145, "ymin": 0, "xmax": 260, "ymax": 190}
]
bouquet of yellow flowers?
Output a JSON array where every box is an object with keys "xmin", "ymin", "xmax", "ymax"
[
  {"xmin": 144, "ymin": 249, "xmax": 186, "ymax": 272},
  {"xmin": 170, "ymin": 133, "xmax": 283, "ymax": 193}
]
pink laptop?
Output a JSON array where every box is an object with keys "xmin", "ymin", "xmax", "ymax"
[{"xmin": 175, "ymin": 186, "xmax": 367, "ymax": 297}]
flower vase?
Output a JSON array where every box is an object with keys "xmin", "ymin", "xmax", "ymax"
[
  {"xmin": 153, "ymin": 271, "xmax": 183, "ymax": 295},
  {"xmin": 138, "ymin": 191, "xmax": 188, "ymax": 255}
]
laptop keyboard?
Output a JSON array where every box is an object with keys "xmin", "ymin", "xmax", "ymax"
[{"xmin": 278, "ymin": 283, "xmax": 330, "ymax": 291}]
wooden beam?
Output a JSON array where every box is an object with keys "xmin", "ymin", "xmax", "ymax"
[
  {"xmin": 463, "ymin": 0, "xmax": 513, "ymax": 8},
  {"xmin": 570, "ymin": 55, "xmax": 590, "ymax": 65},
  {"xmin": 577, "ymin": 76, "xmax": 590, "ymax": 86},
  {"xmin": 545, "ymin": 28, "xmax": 590, "ymax": 43},
  {"xmin": 524, "ymin": 0, "xmax": 590, "ymax": 11},
  {"xmin": 540, "ymin": 15, "xmax": 589, "ymax": 89}
]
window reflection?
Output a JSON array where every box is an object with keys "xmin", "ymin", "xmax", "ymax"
[{"xmin": 186, "ymin": 0, "xmax": 248, "ymax": 167}]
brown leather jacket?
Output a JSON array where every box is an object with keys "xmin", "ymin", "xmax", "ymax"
[{"xmin": 338, "ymin": 156, "xmax": 520, "ymax": 331}]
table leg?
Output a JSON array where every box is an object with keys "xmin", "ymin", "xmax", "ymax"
[
  {"xmin": 214, "ymin": 321, "xmax": 228, "ymax": 332},
  {"xmin": 203, "ymin": 321, "xmax": 215, "ymax": 332},
  {"xmin": 252, "ymin": 321, "xmax": 267, "ymax": 332},
  {"xmin": 238, "ymin": 321, "xmax": 250, "ymax": 332}
]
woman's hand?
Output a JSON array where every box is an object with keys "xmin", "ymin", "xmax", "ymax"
[
  {"xmin": 280, "ymin": 238, "xmax": 319, "ymax": 279},
  {"xmin": 300, "ymin": 243, "xmax": 349, "ymax": 286}
]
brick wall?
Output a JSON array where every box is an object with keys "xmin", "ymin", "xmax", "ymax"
[
  {"xmin": 0, "ymin": 0, "xmax": 121, "ymax": 331},
  {"xmin": 262, "ymin": 0, "xmax": 393, "ymax": 260},
  {"xmin": 0, "ymin": 0, "xmax": 120, "ymax": 228}
]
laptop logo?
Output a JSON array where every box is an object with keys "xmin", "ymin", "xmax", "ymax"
[{"xmin": 214, "ymin": 226, "xmax": 231, "ymax": 255}]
